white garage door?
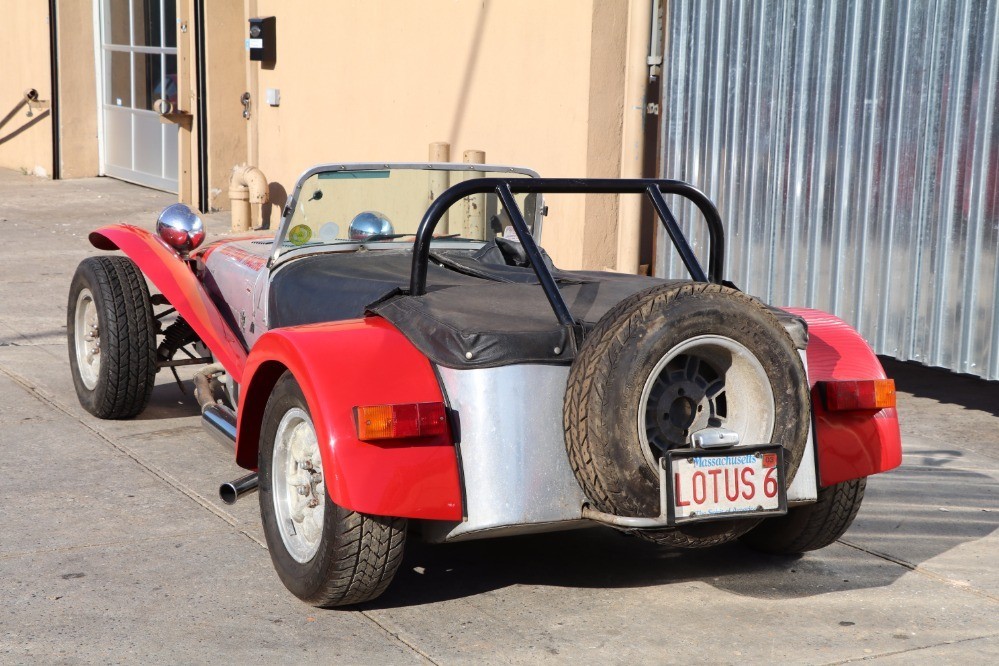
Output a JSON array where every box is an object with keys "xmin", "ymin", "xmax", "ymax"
[{"xmin": 98, "ymin": 0, "xmax": 179, "ymax": 192}]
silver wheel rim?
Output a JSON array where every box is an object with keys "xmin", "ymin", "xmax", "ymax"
[
  {"xmin": 272, "ymin": 407, "xmax": 325, "ymax": 563},
  {"xmin": 637, "ymin": 335, "xmax": 776, "ymax": 470},
  {"xmin": 74, "ymin": 288, "xmax": 101, "ymax": 390}
]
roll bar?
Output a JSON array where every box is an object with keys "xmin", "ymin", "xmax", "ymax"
[{"xmin": 410, "ymin": 178, "xmax": 726, "ymax": 327}]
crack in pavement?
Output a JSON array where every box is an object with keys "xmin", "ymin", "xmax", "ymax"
[
  {"xmin": 358, "ymin": 613, "xmax": 440, "ymax": 666},
  {"xmin": 0, "ymin": 338, "xmax": 65, "ymax": 362},
  {"xmin": 0, "ymin": 528, "xmax": 226, "ymax": 561},
  {"xmin": 821, "ymin": 632, "xmax": 999, "ymax": 664},
  {"xmin": 838, "ymin": 538, "xmax": 999, "ymax": 603}
]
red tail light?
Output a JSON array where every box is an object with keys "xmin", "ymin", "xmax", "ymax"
[
  {"xmin": 821, "ymin": 379, "xmax": 896, "ymax": 411},
  {"xmin": 355, "ymin": 402, "xmax": 449, "ymax": 441}
]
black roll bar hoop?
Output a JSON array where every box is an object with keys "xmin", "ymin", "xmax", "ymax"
[{"xmin": 409, "ymin": 178, "xmax": 726, "ymax": 327}]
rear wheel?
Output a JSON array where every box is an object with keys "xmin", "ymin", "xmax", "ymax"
[
  {"xmin": 259, "ymin": 372, "xmax": 406, "ymax": 606},
  {"xmin": 564, "ymin": 283, "xmax": 810, "ymax": 548},
  {"xmin": 67, "ymin": 256, "xmax": 157, "ymax": 419},
  {"xmin": 740, "ymin": 478, "xmax": 867, "ymax": 554}
]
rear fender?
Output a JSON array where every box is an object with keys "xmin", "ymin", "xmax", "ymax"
[
  {"xmin": 785, "ymin": 308, "xmax": 902, "ymax": 486},
  {"xmin": 89, "ymin": 225, "xmax": 248, "ymax": 382},
  {"xmin": 236, "ymin": 317, "xmax": 462, "ymax": 521}
]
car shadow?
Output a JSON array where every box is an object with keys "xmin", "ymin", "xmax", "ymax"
[
  {"xmin": 133, "ymin": 375, "xmax": 201, "ymax": 420},
  {"xmin": 260, "ymin": 182, "xmax": 288, "ymax": 231},
  {"xmin": 881, "ymin": 356, "xmax": 999, "ymax": 417},
  {"xmin": 362, "ymin": 463, "xmax": 998, "ymax": 609}
]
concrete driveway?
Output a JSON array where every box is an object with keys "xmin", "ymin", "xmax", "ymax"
[{"xmin": 0, "ymin": 169, "xmax": 996, "ymax": 664}]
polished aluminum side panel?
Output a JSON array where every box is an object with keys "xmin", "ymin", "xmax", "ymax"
[
  {"xmin": 431, "ymin": 354, "xmax": 818, "ymax": 541},
  {"xmin": 202, "ymin": 240, "xmax": 271, "ymax": 348},
  {"xmin": 787, "ymin": 350, "xmax": 818, "ymax": 503},
  {"xmin": 657, "ymin": 0, "xmax": 999, "ymax": 379},
  {"xmin": 427, "ymin": 364, "xmax": 588, "ymax": 542}
]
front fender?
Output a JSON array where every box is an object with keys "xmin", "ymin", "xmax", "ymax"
[
  {"xmin": 237, "ymin": 317, "xmax": 462, "ymax": 521},
  {"xmin": 786, "ymin": 308, "xmax": 902, "ymax": 486},
  {"xmin": 89, "ymin": 225, "xmax": 248, "ymax": 382}
]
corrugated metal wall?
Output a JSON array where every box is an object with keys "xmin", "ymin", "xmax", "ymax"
[{"xmin": 656, "ymin": 0, "xmax": 999, "ymax": 379}]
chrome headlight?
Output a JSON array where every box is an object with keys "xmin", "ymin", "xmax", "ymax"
[{"xmin": 156, "ymin": 203, "xmax": 205, "ymax": 254}]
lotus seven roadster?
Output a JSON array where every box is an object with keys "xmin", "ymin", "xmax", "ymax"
[{"xmin": 68, "ymin": 163, "xmax": 901, "ymax": 606}]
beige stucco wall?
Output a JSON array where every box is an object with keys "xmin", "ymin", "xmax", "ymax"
[
  {"xmin": 56, "ymin": 0, "xmax": 100, "ymax": 178},
  {"xmin": 203, "ymin": 0, "xmax": 249, "ymax": 211},
  {"xmin": 0, "ymin": 1, "xmax": 54, "ymax": 176},
  {"xmin": 2, "ymin": 1, "xmax": 647, "ymax": 270},
  {"xmin": 584, "ymin": 0, "xmax": 629, "ymax": 270},
  {"xmin": 244, "ymin": 0, "xmax": 612, "ymax": 268}
]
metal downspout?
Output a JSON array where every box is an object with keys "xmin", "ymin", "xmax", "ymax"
[
  {"xmin": 615, "ymin": 0, "xmax": 655, "ymax": 273},
  {"xmin": 193, "ymin": 0, "xmax": 208, "ymax": 211},
  {"xmin": 48, "ymin": 0, "xmax": 60, "ymax": 180}
]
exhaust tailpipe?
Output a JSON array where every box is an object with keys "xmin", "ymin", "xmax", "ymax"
[
  {"xmin": 219, "ymin": 473, "xmax": 258, "ymax": 505},
  {"xmin": 203, "ymin": 403, "xmax": 237, "ymax": 448}
]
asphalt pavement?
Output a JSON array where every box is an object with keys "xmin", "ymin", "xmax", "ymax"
[{"xmin": 0, "ymin": 169, "xmax": 996, "ymax": 664}]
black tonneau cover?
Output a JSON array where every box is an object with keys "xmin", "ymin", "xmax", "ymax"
[
  {"xmin": 269, "ymin": 243, "xmax": 805, "ymax": 369},
  {"xmin": 372, "ymin": 274, "xmax": 690, "ymax": 368}
]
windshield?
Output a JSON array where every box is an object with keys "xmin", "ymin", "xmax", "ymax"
[{"xmin": 273, "ymin": 165, "xmax": 540, "ymax": 259}]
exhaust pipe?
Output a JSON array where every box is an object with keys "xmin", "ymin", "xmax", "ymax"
[
  {"xmin": 194, "ymin": 364, "xmax": 238, "ymax": 449},
  {"xmin": 194, "ymin": 362, "xmax": 256, "ymax": 505},
  {"xmin": 219, "ymin": 473, "xmax": 258, "ymax": 505},
  {"xmin": 202, "ymin": 403, "xmax": 237, "ymax": 448}
]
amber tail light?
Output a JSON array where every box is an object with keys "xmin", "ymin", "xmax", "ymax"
[
  {"xmin": 355, "ymin": 402, "xmax": 449, "ymax": 440},
  {"xmin": 821, "ymin": 379, "xmax": 896, "ymax": 411}
]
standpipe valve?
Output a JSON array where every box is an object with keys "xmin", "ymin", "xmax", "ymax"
[{"xmin": 228, "ymin": 164, "xmax": 270, "ymax": 232}]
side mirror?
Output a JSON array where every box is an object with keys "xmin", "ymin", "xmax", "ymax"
[{"xmin": 156, "ymin": 203, "xmax": 205, "ymax": 255}]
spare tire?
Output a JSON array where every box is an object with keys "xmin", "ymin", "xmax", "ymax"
[{"xmin": 564, "ymin": 283, "xmax": 810, "ymax": 548}]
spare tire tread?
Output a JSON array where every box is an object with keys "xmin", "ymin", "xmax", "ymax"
[{"xmin": 564, "ymin": 282, "xmax": 810, "ymax": 548}]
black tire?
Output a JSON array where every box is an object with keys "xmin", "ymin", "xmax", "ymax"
[
  {"xmin": 259, "ymin": 373, "xmax": 406, "ymax": 607},
  {"xmin": 740, "ymin": 478, "xmax": 867, "ymax": 554},
  {"xmin": 67, "ymin": 256, "xmax": 157, "ymax": 419},
  {"xmin": 564, "ymin": 283, "xmax": 810, "ymax": 548}
]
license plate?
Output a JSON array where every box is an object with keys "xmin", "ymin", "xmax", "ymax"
[{"xmin": 665, "ymin": 445, "xmax": 788, "ymax": 524}]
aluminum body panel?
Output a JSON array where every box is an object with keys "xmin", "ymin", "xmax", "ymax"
[
  {"xmin": 657, "ymin": 0, "xmax": 999, "ymax": 379},
  {"xmin": 786, "ymin": 350, "xmax": 818, "ymax": 502},
  {"xmin": 202, "ymin": 239, "xmax": 271, "ymax": 349},
  {"xmin": 431, "ymin": 364, "xmax": 588, "ymax": 541},
  {"xmin": 432, "ymin": 357, "xmax": 819, "ymax": 541}
]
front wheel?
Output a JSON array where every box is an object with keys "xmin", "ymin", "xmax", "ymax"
[
  {"xmin": 67, "ymin": 256, "xmax": 157, "ymax": 419},
  {"xmin": 740, "ymin": 478, "xmax": 867, "ymax": 554},
  {"xmin": 258, "ymin": 372, "xmax": 407, "ymax": 607}
]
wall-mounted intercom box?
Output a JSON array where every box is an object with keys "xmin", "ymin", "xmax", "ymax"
[{"xmin": 247, "ymin": 17, "xmax": 276, "ymax": 64}]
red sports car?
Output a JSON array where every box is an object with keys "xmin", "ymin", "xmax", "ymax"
[{"xmin": 67, "ymin": 163, "xmax": 901, "ymax": 606}]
